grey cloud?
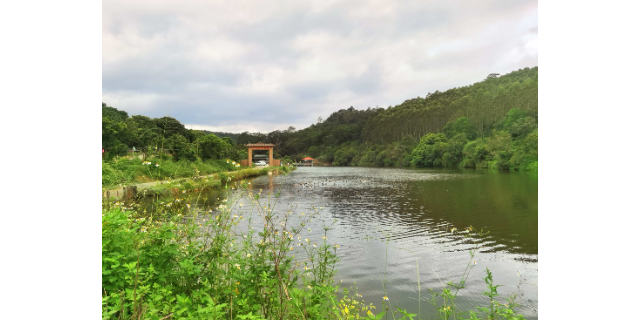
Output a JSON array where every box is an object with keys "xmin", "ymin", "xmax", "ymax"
[{"xmin": 103, "ymin": 0, "xmax": 537, "ymax": 133}]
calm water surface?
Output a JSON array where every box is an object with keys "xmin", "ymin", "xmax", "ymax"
[{"xmin": 156, "ymin": 167, "xmax": 538, "ymax": 319}]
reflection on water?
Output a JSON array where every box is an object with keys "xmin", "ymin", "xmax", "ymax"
[{"xmin": 144, "ymin": 167, "xmax": 538, "ymax": 319}]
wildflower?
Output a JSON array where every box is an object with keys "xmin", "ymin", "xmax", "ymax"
[
  {"xmin": 313, "ymin": 244, "xmax": 317, "ymax": 248},
  {"xmin": 248, "ymin": 182, "xmax": 251, "ymax": 185},
  {"xmin": 308, "ymin": 228, "xmax": 311, "ymax": 233},
  {"xmin": 290, "ymin": 247, "xmax": 293, "ymax": 251},
  {"xmin": 182, "ymin": 190, "xmax": 186, "ymax": 193},
  {"xmin": 335, "ymin": 244, "xmax": 340, "ymax": 249},
  {"xmin": 305, "ymin": 238, "xmax": 309, "ymax": 243},
  {"xmin": 322, "ymin": 236, "xmax": 327, "ymax": 240},
  {"xmin": 186, "ymin": 204, "xmax": 190, "ymax": 208},
  {"xmin": 474, "ymin": 261, "xmax": 477, "ymax": 265},
  {"xmin": 356, "ymin": 294, "xmax": 362, "ymax": 298},
  {"xmin": 451, "ymin": 227, "xmax": 457, "ymax": 233},
  {"xmin": 155, "ymin": 163, "xmax": 159, "ymax": 167},
  {"xmin": 383, "ymin": 296, "xmax": 389, "ymax": 301},
  {"xmin": 235, "ymin": 263, "xmax": 240, "ymax": 269},
  {"xmin": 307, "ymin": 285, "xmax": 312, "ymax": 289},
  {"xmin": 247, "ymin": 253, "xmax": 251, "ymax": 258},
  {"xmin": 239, "ymin": 203, "xmax": 243, "ymax": 207},
  {"xmin": 227, "ymin": 160, "xmax": 229, "ymax": 163}
]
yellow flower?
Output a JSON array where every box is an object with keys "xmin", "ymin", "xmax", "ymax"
[{"xmin": 383, "ymin": 296, "xmax": 389, "ymax": 301}]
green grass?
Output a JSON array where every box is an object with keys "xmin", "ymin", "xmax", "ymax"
[{"xmin": 102, "ymin": 157, "xmax": 261, "ymax": 189}]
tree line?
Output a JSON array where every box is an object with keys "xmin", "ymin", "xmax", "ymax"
[
  {"xmin": 102, "ymin": 104, "xmax": 245, "ymax": 162},
  {"xmin": 103, "ymin": 66, "xmax": 537, "ymax": 170}
]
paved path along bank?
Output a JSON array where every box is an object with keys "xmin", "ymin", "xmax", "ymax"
[{"xmin": 103, "ymin": 166, "xmax": 290, "ymax": 200}]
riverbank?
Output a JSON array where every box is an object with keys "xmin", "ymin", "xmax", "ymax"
[
  {"xmin": 102, "ymin": 158, "xmax": 254, "ymax": 189},
  {"xmin": 103, "ymin": 165, "xmax": 294, "ymax": 200}
]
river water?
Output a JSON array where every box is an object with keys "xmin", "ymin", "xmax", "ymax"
[{"xmin": 155, "ymin": 166, "xmax": 538, "ymax": 319}]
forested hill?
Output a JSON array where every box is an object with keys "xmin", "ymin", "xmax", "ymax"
[
  {"xmin": 103, "ymin": 66, "xmax": 537, "ymax": 171},
  {"xmin": 362, "ymin": 67, "xmax": 537, "ymax": 143}
]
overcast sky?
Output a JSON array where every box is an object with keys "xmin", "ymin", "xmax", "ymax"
[{"xmin": 103, "ymin": 0, "xmax": 537, "ymax": 133}]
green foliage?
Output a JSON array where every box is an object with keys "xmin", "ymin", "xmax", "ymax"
[
  {"xmin": 333, "ymin": 147, "xmax": 356, "ymax": 166},
  {"xmin": 420, "ymin": 133, "xmax": 447, "ymax": 146},
  {"xmin": 506, "ymin": 116, "xmax": 537, "ymax": 139},
  {"xmin": 443, "ymin": 117, "xmax": 478, "ymax": 140},
  {"xmin": 167, "ymin": 134, "xmax": 197, "ymax": 162},
  {"xmin": 308, "ymin": 146, "xmax": 320, "ymax": 158},
  {"xmin": 363, "ymin": 67, "xmax": 538, "ymax": 143},
  {"xmin": 197, "ymin": 134, "xmax": 229, "ymax": 161},
  {"xmin": 102, "ymin": 182, "xmax": 374, "ymax": 320}
]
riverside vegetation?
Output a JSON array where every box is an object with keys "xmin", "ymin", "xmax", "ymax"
[
  {"xmin": 103, "ymin": 67, "xmax": 537, "ymax": 172},
  {"xmin": 102, "ymin": 174, "xmax": 527, "ymax": 320}
]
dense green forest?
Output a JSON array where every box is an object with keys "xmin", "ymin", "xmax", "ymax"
[
  {"xmin": 103, "ymin": 66, "xmax": 537, "ymax": 171},
  {"xmin": 102, "ymin": 104, "xmax": 246, "ymax": 162}
]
